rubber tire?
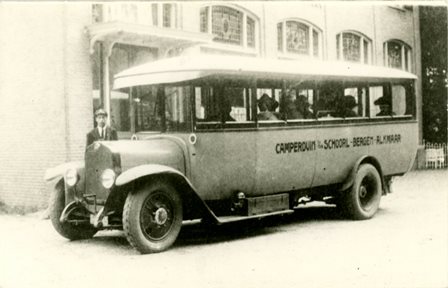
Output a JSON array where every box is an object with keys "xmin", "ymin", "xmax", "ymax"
[
  {"xmin": 123, "ymin": 181, "xmax": 183, "ymax": 254},
  {"xmin": 50, "ymin": 182, "xmax": 97, "ymax": 240},
  {"xmin": 340, "ymin": 164, "xmax": 382, "ymax": 220}
]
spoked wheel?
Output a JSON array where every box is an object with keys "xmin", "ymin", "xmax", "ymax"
[
  {"xmin": 123, "ymin": 180, "xmax": 183, "ymax": 254},
  {"xmin": 340, "ymin": 164, "xmax": 382, "ymax": 220},
  {"xmin": 50, "ymin": 181, "xmax": 97, "ymax": 240}
]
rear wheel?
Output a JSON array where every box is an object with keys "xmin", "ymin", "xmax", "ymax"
[
  {"xmin": 50, "ymin": 182, "xmax": 97, "ymax": 240},
  {"xmin": 340, "ymin": 164, "xmax": 382, "ymax": 220},
  {"xmin": 123, "ymin": 180, "xmax": 183, "ymax": 254}
]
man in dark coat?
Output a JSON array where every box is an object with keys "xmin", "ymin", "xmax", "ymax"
[{"xmin": 86, "ymin": 108, "xmax": 118, "ymax": 147}]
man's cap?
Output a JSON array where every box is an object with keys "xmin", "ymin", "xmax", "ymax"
[
  {"xmin": 95, "ymin": 108, "xmax": 107, "ymax": 116},
  {"xmin": 374, "ymin": 97, "xmax": 391, "ymax": 106}
]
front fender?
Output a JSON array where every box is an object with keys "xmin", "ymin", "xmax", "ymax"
[
  {"xmin": 114, "ymin": 164, "xmax": 219, "ymax": 223},
  {"xmin": 115, "ymin": 164, "xmax": 185, "ymax": 186},
  {"xmin": 44, "ymin": 161, "xmax": 84, "ymax": 182}
]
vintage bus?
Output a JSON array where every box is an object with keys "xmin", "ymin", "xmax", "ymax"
[{"xmin": 45, "ymin": 55, "xmax": 418, "ymax": 254}]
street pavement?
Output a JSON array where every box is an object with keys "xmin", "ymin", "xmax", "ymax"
[{"xmin": 0, "ymin": 169, "xmax": 447, "ymax": 288}]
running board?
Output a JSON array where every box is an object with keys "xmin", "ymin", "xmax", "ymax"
[{"xmin": 214, "ymin": 209, "xmax": 294, "ymax": 224}]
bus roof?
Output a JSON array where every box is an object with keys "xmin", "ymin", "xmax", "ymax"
[{"xmin": 114, "ymin": 54, "xmax": 417, "ymax": 89}]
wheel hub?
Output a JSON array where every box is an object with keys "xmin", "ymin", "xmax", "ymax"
[
  {"xmin": 154, "ymin": 207, "xmax": 168, "ymax": 225},
  {"xmin": 359, "ymin": 186, "xmax": 368, "ymax": 198}
]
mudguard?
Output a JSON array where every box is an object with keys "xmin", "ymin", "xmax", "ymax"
[
  {"xmin": 339, "ymin": 156, "xmax": 388, "ymax": 194},
  {"xmin": 44, "ymin": 161, "xmax": 84, "ymax": 182},
  {"xmin": 116, "ymin": 164, "xmax": 187, "ymax": 186},
  {"xmin": 115, "ymin": 164, "xmax": 220, "ymax": 223}
]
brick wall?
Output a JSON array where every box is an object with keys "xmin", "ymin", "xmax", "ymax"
[{"xmin": 0, "ymin": 3, "xmax": 92, "ymax": 210}]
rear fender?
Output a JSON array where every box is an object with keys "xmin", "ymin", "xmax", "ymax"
[
  {"xmin": 339, "ymin": 156, "xmax": 389, "ymax": 194},
  {"xmin": 113, "ymin": 164, "xmax": 219, "ymax": 223}
]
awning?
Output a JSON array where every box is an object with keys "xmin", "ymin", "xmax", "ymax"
[
  {"xmin": 86, "ymin": 21, "xmax": 213, "ymax": 54},
  {"xmin": 113, "ymin": 54, "xmax": 418, "ymax": 89}
]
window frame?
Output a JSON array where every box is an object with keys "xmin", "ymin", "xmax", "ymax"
[
  {"xmin": 199, "ymin": 4, "xmax": 259, "ymax": 51},
  {"xmin": 384, "ymin": 40, "xmax": 413, "ymax": 72},
  {"xmin": 336, "ymin": 31, "xmax": 372, "ymax": 64},
  {"xmin": 277, "ymin": 19, "xmax": 323, "ymax": 60}
]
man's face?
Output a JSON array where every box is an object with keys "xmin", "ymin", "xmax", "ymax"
[{"xmin": 95, "ymin": 115, "xmax": 106, "ymax": 128}]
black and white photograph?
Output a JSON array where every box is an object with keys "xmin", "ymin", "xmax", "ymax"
[{"xmin": 0, "ymin": 2, "xmax": 447, "ymax": 288}]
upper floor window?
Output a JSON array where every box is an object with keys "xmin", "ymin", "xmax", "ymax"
[
  {"xmin": 93, "ymin": 3, "xmax": 177, "ymax": 28},
  {"xmin": 200, "ymin": 5, "xmax": 258, "ymax": 48},
  {"xmin": 336, "ymin": 31, "xmax": 372, "ymax": 64},
  {"xmin": 277, "ymin": 20, "xmax": 322, "ymax": 58},
  {"xmin": 384, "ymin": 40, "xmax": 412, "ymax": 72}
]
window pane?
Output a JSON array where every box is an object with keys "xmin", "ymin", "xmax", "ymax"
[
  {"xmin": 405, "ymin": 47, "xmax": 410, "ymax": 71},
  {"xmin": 247, "ymin": 17, "xmax": 255, "ymax": 48},
  {"xmin": 286, "ymin": 21, "xmax": 309, "ymax": 54},
  {"xmin": 212, "ymin": 6, "xmax": 243, "ymax": 45},
  {"xmin": 151, "ymin": 3, "xmax": 158, "ymax": 26},
  {"xmin": 200, "ymin": 7, "xmax": 208, "ymax": 32},
  {"xmin": 336, "ymin": 34, "xmax": 340, "ymax": 60},
  {"xmin": 387, "ymin": 41, "xmax": 402, "ymax": 69},
  {"xmin": 363, "ymin": 40, "xmax": 369, "ymax": 64},
  {"xmin": 392, "ymin": 85, "xmax": 407, "ymax": 116},
  {"xmin": 165, "ymin": 86, "xmax": 191, "ymax": 131},
  {"xmin": 343, "ymin": 33, "xmax": 361, "ymax": 62},
  {"xmin": 277, "ymin": 23, "xmax": 283, "ymax": 52},
  {"xmin": 313, "ymin": 29, "xmax": 319, "ymax": 57},
  {"xmin": 163, "ymin": 4, "xmax": 172, "ymax": 28}
]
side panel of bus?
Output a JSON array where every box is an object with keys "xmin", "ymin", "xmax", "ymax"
[
  {"xmin": 312, "ymin": 121, "xmax": 418, "ymax": 186},
  {"xmin": 254, "ymin": 126, "xmax": 317, "ymax": 194}
]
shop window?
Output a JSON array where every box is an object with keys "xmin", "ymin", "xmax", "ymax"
[
  {"xmin": 384, "ymin": 40, "xmax": 412, "ymax": 72},
  {"xmin": 200, "ymin": 5, "xmax": 258, "ymax": 48},
  {"xmin": 336, "ymin": 31, "xmax": 372, "ymax": 64},
  {"xmin": 277, "ymin": 20, "xmax": 322, "ymax": 59}
]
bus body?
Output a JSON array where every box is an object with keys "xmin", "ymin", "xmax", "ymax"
[{"xmin": 46, "ymin": 55, "xmax": 418, "ymax": 254}]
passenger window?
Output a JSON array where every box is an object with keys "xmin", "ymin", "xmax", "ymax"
[
  {"xmin": 194, "ymin": 85, "xmax": 254, "ymax": 125},
  {"xmin": 164, "ymin": 86, "xmax": 191, "ymax": 131},
  {"xmin": 316, "ymin": 84, "xmax": 342, "ymax": 119},
  {"xmin": 391, "ymin": 85, "xmax": 407, "ymax": 116},
  {"xmin": 281, "ymin": 88, "xmax": 314, "ymax": 120}
]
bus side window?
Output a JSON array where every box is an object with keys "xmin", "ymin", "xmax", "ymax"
[
  {"xmin": 224, "ymin": 87, "xmax": 253, "ymax": 123},
  {"xmin": 195, "ymin": 86, "xmax": 221, "ymax": 123},
  {"xmin": 391, "ymin": 85, "xmax": 407, "ymax": 116}
]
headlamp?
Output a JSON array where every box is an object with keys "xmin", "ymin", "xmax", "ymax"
[
  {"xmin": 65, "ymin": 168, "xmax": 78, "ymax": 187},
  {"xmin": 101, "ymin": 169, "xmax": 116, "ymax": 189}
]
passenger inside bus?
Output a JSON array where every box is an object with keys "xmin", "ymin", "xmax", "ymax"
[
  {"xmin": 335, "ymin": 95, "xmax": 359, "ymax": 118},
  {"xmin": 257, "ymin": 93, "xmax": 279, "ymax": 121},
  {"xmin": 374, "ymin": 96, "xmax": 395, "ymax": 116},
  {"xmin": 295, "ymin": 95, "xmax": 313, "ymax": 119}
]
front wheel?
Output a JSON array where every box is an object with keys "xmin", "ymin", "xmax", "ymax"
[
  {"xmin": 50, "ymin": 181, "xmax": 97, "ymax": 240},
  {"xmin": 123, "ymin": 180, "xmax": 183, "ymax": 254},
  {"xmin": 340, "ymin": 164, "xmax": 382, "ymax": 220}
]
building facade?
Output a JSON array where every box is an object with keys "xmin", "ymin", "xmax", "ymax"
[{"xmin": 0, "ymin": 2, "xmax": 422, "ymax": 210}]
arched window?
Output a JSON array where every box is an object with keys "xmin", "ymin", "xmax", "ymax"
[
  {"xmin": 200, "ymin": 5, "xmax": 258, "ymax": 48},
  {"xmin": 277, "ymin": 19, "xmax": 322, "ymax": 58},
  {"xmin": 336, "ymin": 31, "xmax": 372, "ymax": 64},
  {"xmin": 384, "ymin": 40, "xmax": 412, "ymax": 71}
]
